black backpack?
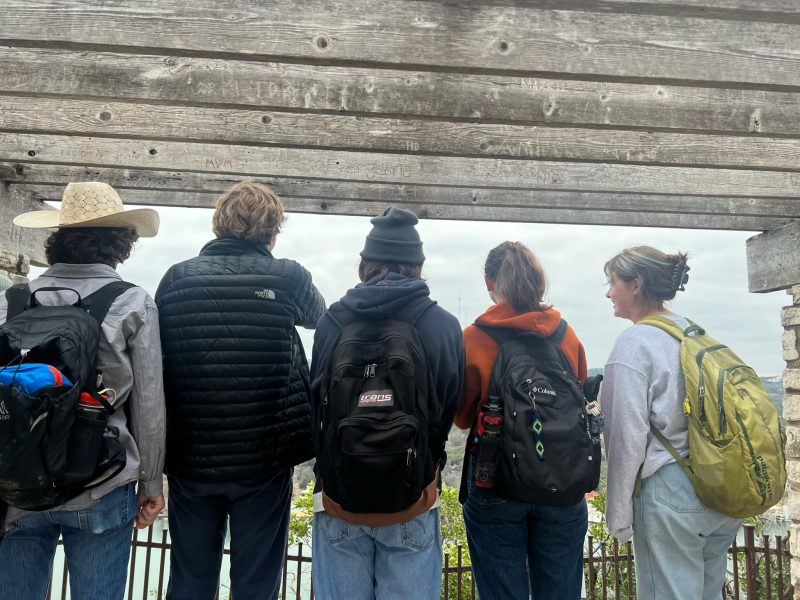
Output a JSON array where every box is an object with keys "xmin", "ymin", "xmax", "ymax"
[
  {"xmin": 0, "ymin": 282, "xmax": 133, "ymax": 512},
  {"xmin": 475, "ymin": 320, "xmax": 601, "ymax": 506},
  {"xmin": 315, "ymin": 297, "xmax": 437, "ymax": 513}
]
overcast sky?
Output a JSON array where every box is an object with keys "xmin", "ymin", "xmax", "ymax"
[{"xmin": 32, "ymin": 204, "xmax": 789, "ymax": 376}]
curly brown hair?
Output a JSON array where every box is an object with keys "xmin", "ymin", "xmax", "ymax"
[
  {"xmin": 45, "ymin": 228, "xmax": 138, "ymax": 268},
  {"xmin": 212, "ymin": 181, "xmax": 286, "ymax": 245}
]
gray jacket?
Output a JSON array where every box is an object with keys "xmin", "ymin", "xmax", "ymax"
[{"xmin": 0, "ymin": 263, "xmax": 166, "ymax": 521}]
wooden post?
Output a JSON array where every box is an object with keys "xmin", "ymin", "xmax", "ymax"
[{"xmin": 746, "ymin": 223, "xmax": 800, "ymax": 599}]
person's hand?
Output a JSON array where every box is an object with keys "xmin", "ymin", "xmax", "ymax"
[{"xmin": 135, "ymin": 494, "xmax": 165, "ymax": 529}]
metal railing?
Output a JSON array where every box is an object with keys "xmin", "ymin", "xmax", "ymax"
[{"xmin": 46, "ymin": 524, "xmax": 791, "ymax": 600}]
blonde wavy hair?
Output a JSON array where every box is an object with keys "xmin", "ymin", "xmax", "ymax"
[{"xmin": 212, "ymin": 181, "xmax": 286, "ymax": 245}]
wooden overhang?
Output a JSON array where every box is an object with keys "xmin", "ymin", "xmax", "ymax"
[{"xmin": 1, "ymin": 0, "xmax": 799, "ymax": 279}]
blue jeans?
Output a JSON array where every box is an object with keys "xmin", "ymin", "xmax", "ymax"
[
  {"xmin": 462, "ymin": 478, "xmax": 588, "ymax": 600},
  {"xmin": 0, "ymin": 482, "xmax": 137, "ymax": 600},
  {"xmin": 166, "ymin": 471, "xmax": 292, "ymax": 600},
  {"xmin": 312, "ymin": 508, "xmax": 442, "ymax": 600},
  {"xmin": 633, "ymin": 462, "xmax": 741, "ymax": 600}
]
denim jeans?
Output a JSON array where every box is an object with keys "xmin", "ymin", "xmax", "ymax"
[
  {"xmin": 633, "ymin": 462, "xmax": 741, "ymax": 600},
  {"xmin": 312, "ymin": 508, "xmax": 442, "ymax": 600},
  {"xmin": 166, "ymin": 470, "xmax": 292, "ymax": 600},
  {"xmin": 0, "ymin": 482, "xmax": 137, "ymax": 600},
  {"xmin": 462, "ymin": 477, "xmax": 588, "ymax": 600}
]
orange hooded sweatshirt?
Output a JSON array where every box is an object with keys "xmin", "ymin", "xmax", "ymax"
[{"xmin": 454, "ymin": 301, "xmax": 588, "ymax": 431}]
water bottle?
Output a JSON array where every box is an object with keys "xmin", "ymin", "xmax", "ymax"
[
  {"xmin": 474, "ymin": 396, "xmax": 504, "ymax": 488},
  {"xmin": 64, "ymin": 392, "xmax": 108, "ymax": 482}
]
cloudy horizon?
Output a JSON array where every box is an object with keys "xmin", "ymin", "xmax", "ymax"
[{"xmin": 30, "ymin": 205, "xmax": 790, "ymax": 377}]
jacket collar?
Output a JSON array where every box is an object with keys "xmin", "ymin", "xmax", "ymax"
[
  {"xmin": 40, "ymin": 263, "xmax": 122, "ymax": 280},
  {"xmin": 200, "ymin": 238, "xmax": 272, "ymax": 257}
]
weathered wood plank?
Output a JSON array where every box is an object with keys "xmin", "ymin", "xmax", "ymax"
[
  {"xmin": 0, "ymin": 185, "xmax": 51, "ymax": 266},
  {"xmin": 3, "ymin": 133, "xmax": 800, "ymax": 199},
  {"xmin": 746, "ymin": 220, "xmax": 800, "ymax": 292},
  {"xmin": 597, "ymin": 0, "xmax": 800, "ymax": 14},
  {"xmin": 3, "ymin": 48, "xmax": 800, "ymax": 136},
  {"xmin": 1, "ymin": 0, "xmax": 799, "ymax": 86},
  {"xmin": 10, "ymin": 169, "xmax": 800, "ymax": 220},
  {"xmin": 18, "ymin": 184, "xmax": 790, "ymax": 231},
  {"xmin": 2, "ymin": 96, "xmax": 800, "ymax": 169}
]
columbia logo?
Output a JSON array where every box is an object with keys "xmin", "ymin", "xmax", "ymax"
[
  {"xmin": 531, "ymin": 386, "xmax": 557, "ymax": 397},
  {"xmin": 254, "ymin": 289, "xmax": 276, "ymax": 300},
  {"xmin": 0, "ymin": 400, "xmax": 9, "ymax": 420}
]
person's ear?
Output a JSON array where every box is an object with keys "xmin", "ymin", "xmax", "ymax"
[{"xmin": 484, "ymin": 275, "xmax": 494, "ymax": 292}]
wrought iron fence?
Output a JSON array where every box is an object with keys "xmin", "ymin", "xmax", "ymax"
[{"xmin": 46, "ymin": 524, "xmax": 790, "ymax": 600}]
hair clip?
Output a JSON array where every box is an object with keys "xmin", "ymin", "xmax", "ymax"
[{"xmin": 671, "ymin": 262, "xmax": 690, "ymax": 292}]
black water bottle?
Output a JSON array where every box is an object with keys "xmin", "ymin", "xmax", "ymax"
[
  {"xmin": 64, "ymin": 392, "xmax": 108, "ymax": 482},
  {"xmin": 474, "ymin": 396, "xmax": 503, "ymax": 488}
]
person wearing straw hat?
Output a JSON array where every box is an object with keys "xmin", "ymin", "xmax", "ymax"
[
  {"xmin": 0, "ymin": 182, "xmax": 166, "ymax": 600},
  {"xmin": 156, "ymin": 181, "xmax": 325, "ymax": 600}
]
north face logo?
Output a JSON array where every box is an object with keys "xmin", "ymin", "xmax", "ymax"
[
  {"xmin": 0, "ymin": 400, "xmax": 9, "ymax": 421},
  {"xmin": 254, "ymin": 289, "xmax": 276, "ymax": 300}
]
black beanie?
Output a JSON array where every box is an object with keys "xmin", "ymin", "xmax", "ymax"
[{"xmin": 360, "ymin": 206, "xmax": 425, "ymax": 265}]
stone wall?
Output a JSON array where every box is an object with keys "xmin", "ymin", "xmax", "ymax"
[
  {"xmin": 782, "ymin": 285, "xmax": 800, "ymax": 597},
  {"xmin": 0, "ymin": 249, "xmax": 30, "ymax": 287}
]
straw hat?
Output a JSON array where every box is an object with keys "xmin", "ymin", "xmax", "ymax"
[{"xmin": 13, "ymin": 182, "xmax": 159, "ymax": 237}]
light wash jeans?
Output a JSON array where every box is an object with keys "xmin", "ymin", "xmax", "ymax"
[
  {"xmin": 462, "ymin": 476, "xmax": 587, "ymax": 600},
  {"xmin": 312, "ymin": 507, "xmax": 442, "ymax": 600},
  {"xmin": 0, "ymin": 482, "xmax": 137, "ymax": 600},
  {"xmin": 633, "ymin": 462, "xmax": 741, "ymax": 600}
]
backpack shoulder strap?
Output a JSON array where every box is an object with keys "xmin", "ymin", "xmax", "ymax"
[
  {"xmin": 637, "ymin": 315, "xmax": 707, "ymax": 341},
  {"xmin": 4, "ymin": 284, "xmax": 31, "ymax": 321},
  {"xmin": 476, "ymin": 319, "xmax": 578, "ymax": 378},
  {"xmin": 474, "ymin": 318, "xmax": 567, "ymax": 347},
  {"xmin": 82, "ymin": 281, "xmax": 137, "ymax": 325}
]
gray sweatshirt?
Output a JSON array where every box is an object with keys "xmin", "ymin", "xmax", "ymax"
[
  {"xmin": 1, "ymin": 263, "xmax": 166, "ymax": 523},
  {"xmin": 600, "ymin": 314, "xmax": 690, "ymax": 541}
]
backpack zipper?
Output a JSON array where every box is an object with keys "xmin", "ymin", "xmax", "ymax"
[{"xmin": 734, "ymin": 411, "xmax": 768, "ymax": 504}]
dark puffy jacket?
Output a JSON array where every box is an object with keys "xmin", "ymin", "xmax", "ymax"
[{"xmin": 156, "ymin": 238, "xmax": 325, "ymax": 482}]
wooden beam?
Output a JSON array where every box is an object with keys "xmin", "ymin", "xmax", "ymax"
[
  {"xmin": 18, "ymin": 184, "xmax": 793, "ymax": 231},
  {"xmin": 2, "ymin": 96, "xmax": 800, "ymax": 169},
  {"xmin": 11, "ymin": 171, "xmax": 800, "ymax": 220},
  {"xmin": 598, "ymin": 0, "xmax": 800, "ymax": 12},
  {"xmin": 0, "ymin": 184, "xmax": 51, "ymax": 266},
  {"xmin": 3, "ymin": 133, "xmax": 800, "ymax": 199},
  {"xmin": 747, "ymin": 220, "xmax": 800, "ymax": 292},
  {"xmin": 3, "ymin": 48, "xmax": 800, "ymax": 136},
  {"xmin": 1, "ymin": 1, "xmax": 799, "ymax": 86}
]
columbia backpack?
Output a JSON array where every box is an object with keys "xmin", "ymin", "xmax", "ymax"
[
  {"xmin": 639, "ymin": 316, "xmax": 786, "ymax": 518},
  {"xmin": 315, "ymin": 297, "xmax": 437, "ymax": 513},
  {"xmin": 0, "ymin": 283, "xmax": 133, "ymax": 512},
  {"xmin": 476, "ymin": 321, "xmax": 601, "ymax": 506}
]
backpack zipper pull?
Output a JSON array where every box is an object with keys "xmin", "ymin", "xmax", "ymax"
[{"xmin": 406, "ymin": 448, "xmax": 415, "ymax": 466}]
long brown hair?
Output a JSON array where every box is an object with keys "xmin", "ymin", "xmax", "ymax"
[{"xmin": 484, "ymin": 241, "xmax": 548, "ymax": 312}]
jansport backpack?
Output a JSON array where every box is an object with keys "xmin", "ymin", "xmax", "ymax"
[
  {"xmin": 639, "ymin": 316, "xmax": 786, "ymax": 518},
  {"xmin": 315, "ymin": 297, "xmax": 437, "ymax": 513},
  {"xmin": 0, "ymin": 283, "xmax": 133, "ymax": 512},
  {"xmin": 476, "ymin": 320, "xmax": 601, "ymax": 506}
]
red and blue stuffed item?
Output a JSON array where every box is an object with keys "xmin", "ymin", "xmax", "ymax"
[{"xmin": 0, "ymin": 363, "xmax": 73, "ymax": 395}]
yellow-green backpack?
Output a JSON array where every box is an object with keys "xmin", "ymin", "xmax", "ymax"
[{"xmin": 639, "ymin": 315, "xmax": 786, "ymax": 519}]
